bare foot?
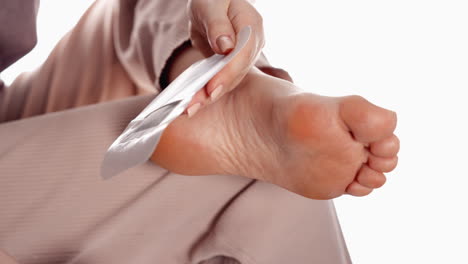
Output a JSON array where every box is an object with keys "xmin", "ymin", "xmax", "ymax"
[
  {"xmin": 152, "ymin": 68, "xmax": 399, "ymax": 199},
  {"xmin": 152, "ymin": 45, "xmax": 398, "ymax": 199}
]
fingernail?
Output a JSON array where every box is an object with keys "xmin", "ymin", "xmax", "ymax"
[
  {"xmin": 216, "ymin": 36, "xmax": 234, "ymax": 53},
  {"xmin": 187, "ymin": 103, "xmax": 202, "ymax": 118},
  {"xmin": 210, "ymin": 85, "xmax": 223, "ymax": 102}
]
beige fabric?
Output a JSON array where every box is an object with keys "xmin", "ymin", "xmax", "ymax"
[
  {"xmin": 0, "ymin": 0, "xmax": 39, "ymax": 72},
  {"xmin": 0, "ymin": 0, "xmax": 351, "ymax": 263}
]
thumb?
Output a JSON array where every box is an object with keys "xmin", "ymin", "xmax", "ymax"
[{"xmin": 199, "ymin": 0, "xmax": 237, "ymax": 54}]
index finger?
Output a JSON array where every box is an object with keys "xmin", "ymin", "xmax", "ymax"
[{"xmin": 205, "ymin": 22, "xmax": 264, "ymax": 101}]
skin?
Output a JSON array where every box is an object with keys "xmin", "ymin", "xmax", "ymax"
[
  {"xmin": 151, "ymin": 46, "xmax": 400, "ymax": 200},
  {"xmin": 187, "ymin": 0, "xmax": 265, "ymax": 110}
]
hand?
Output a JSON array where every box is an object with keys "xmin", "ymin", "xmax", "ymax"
[{"xmin": 186, "ymin": 0, "xmax": 265, "ymax": 116}]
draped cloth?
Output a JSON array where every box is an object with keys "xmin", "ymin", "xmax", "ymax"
[{"xmin": 0, "ymin": 0, "xmax": 351, "ymax": 263}]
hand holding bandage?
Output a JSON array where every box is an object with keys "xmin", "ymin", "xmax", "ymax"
[
  {"xmin": 101, "ymin": 27, "xmax": 252, "ymax": 179},
  {"xmin": 187, "ymin": 0, "xmax": 265, "ymax": 114}
]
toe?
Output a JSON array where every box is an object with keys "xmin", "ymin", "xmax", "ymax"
[
  {"xmin": 370, "ymin": 134, "xmax": 400, "ymax": 158},
  {"xmin": 340, "ymin": 95, "xmax": 397, "ymax": 144},
  {"xmin": 368, "ymin": 154, "xmax": 398, "ymax": 173},
  {"xmin": 356, "ymin": 164, "xmax": 387, "ymax": 188},
  {"xmin": 346, "ymin": 181, "xmax": 373, "ymax": 197}
]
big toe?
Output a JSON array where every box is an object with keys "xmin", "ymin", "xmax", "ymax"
[{"xmin": 339, "ymin": 95, "xmax": 397, "ymax": 144}]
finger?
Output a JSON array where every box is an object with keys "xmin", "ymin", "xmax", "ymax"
[
  {"xmin": 228, "ymin": 0, "xmax": 265, "ymax": 52},
  {"xmin": 356, "ymin": 164, "xmax": 387, "ymax": 189},
  {"xmin": 187, "ymin": 88, "xmax": 209, "ymax": 109},
  {"xmin": 205, "ymin": 0, "xmax": 264, "ymax": 101},
  {"xmin": 205, "ymin": 26, "xmax": 259, "ymax": 101},
  {"xmin": 368, "ymin": 154, "xmax": 398, "ymax": 173},
  {"xmin": 206, "ymin": 54, "xmax": 252, "ymax": 103},
  {"xmin": 345, "ymin": 181, "xmax": 374, "ymax": 197},
  {"xmin": 192, "ymin": 0, "xmax": 236, "ymax": 54},
  {"xmin": 185, "ymin": 88, "xmax": 210, "ymax": 117}
]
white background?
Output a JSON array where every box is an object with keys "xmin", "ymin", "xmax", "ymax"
[{"xmin": 2, "ymin": 0, "xmax": 468, "ymax": 263}]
